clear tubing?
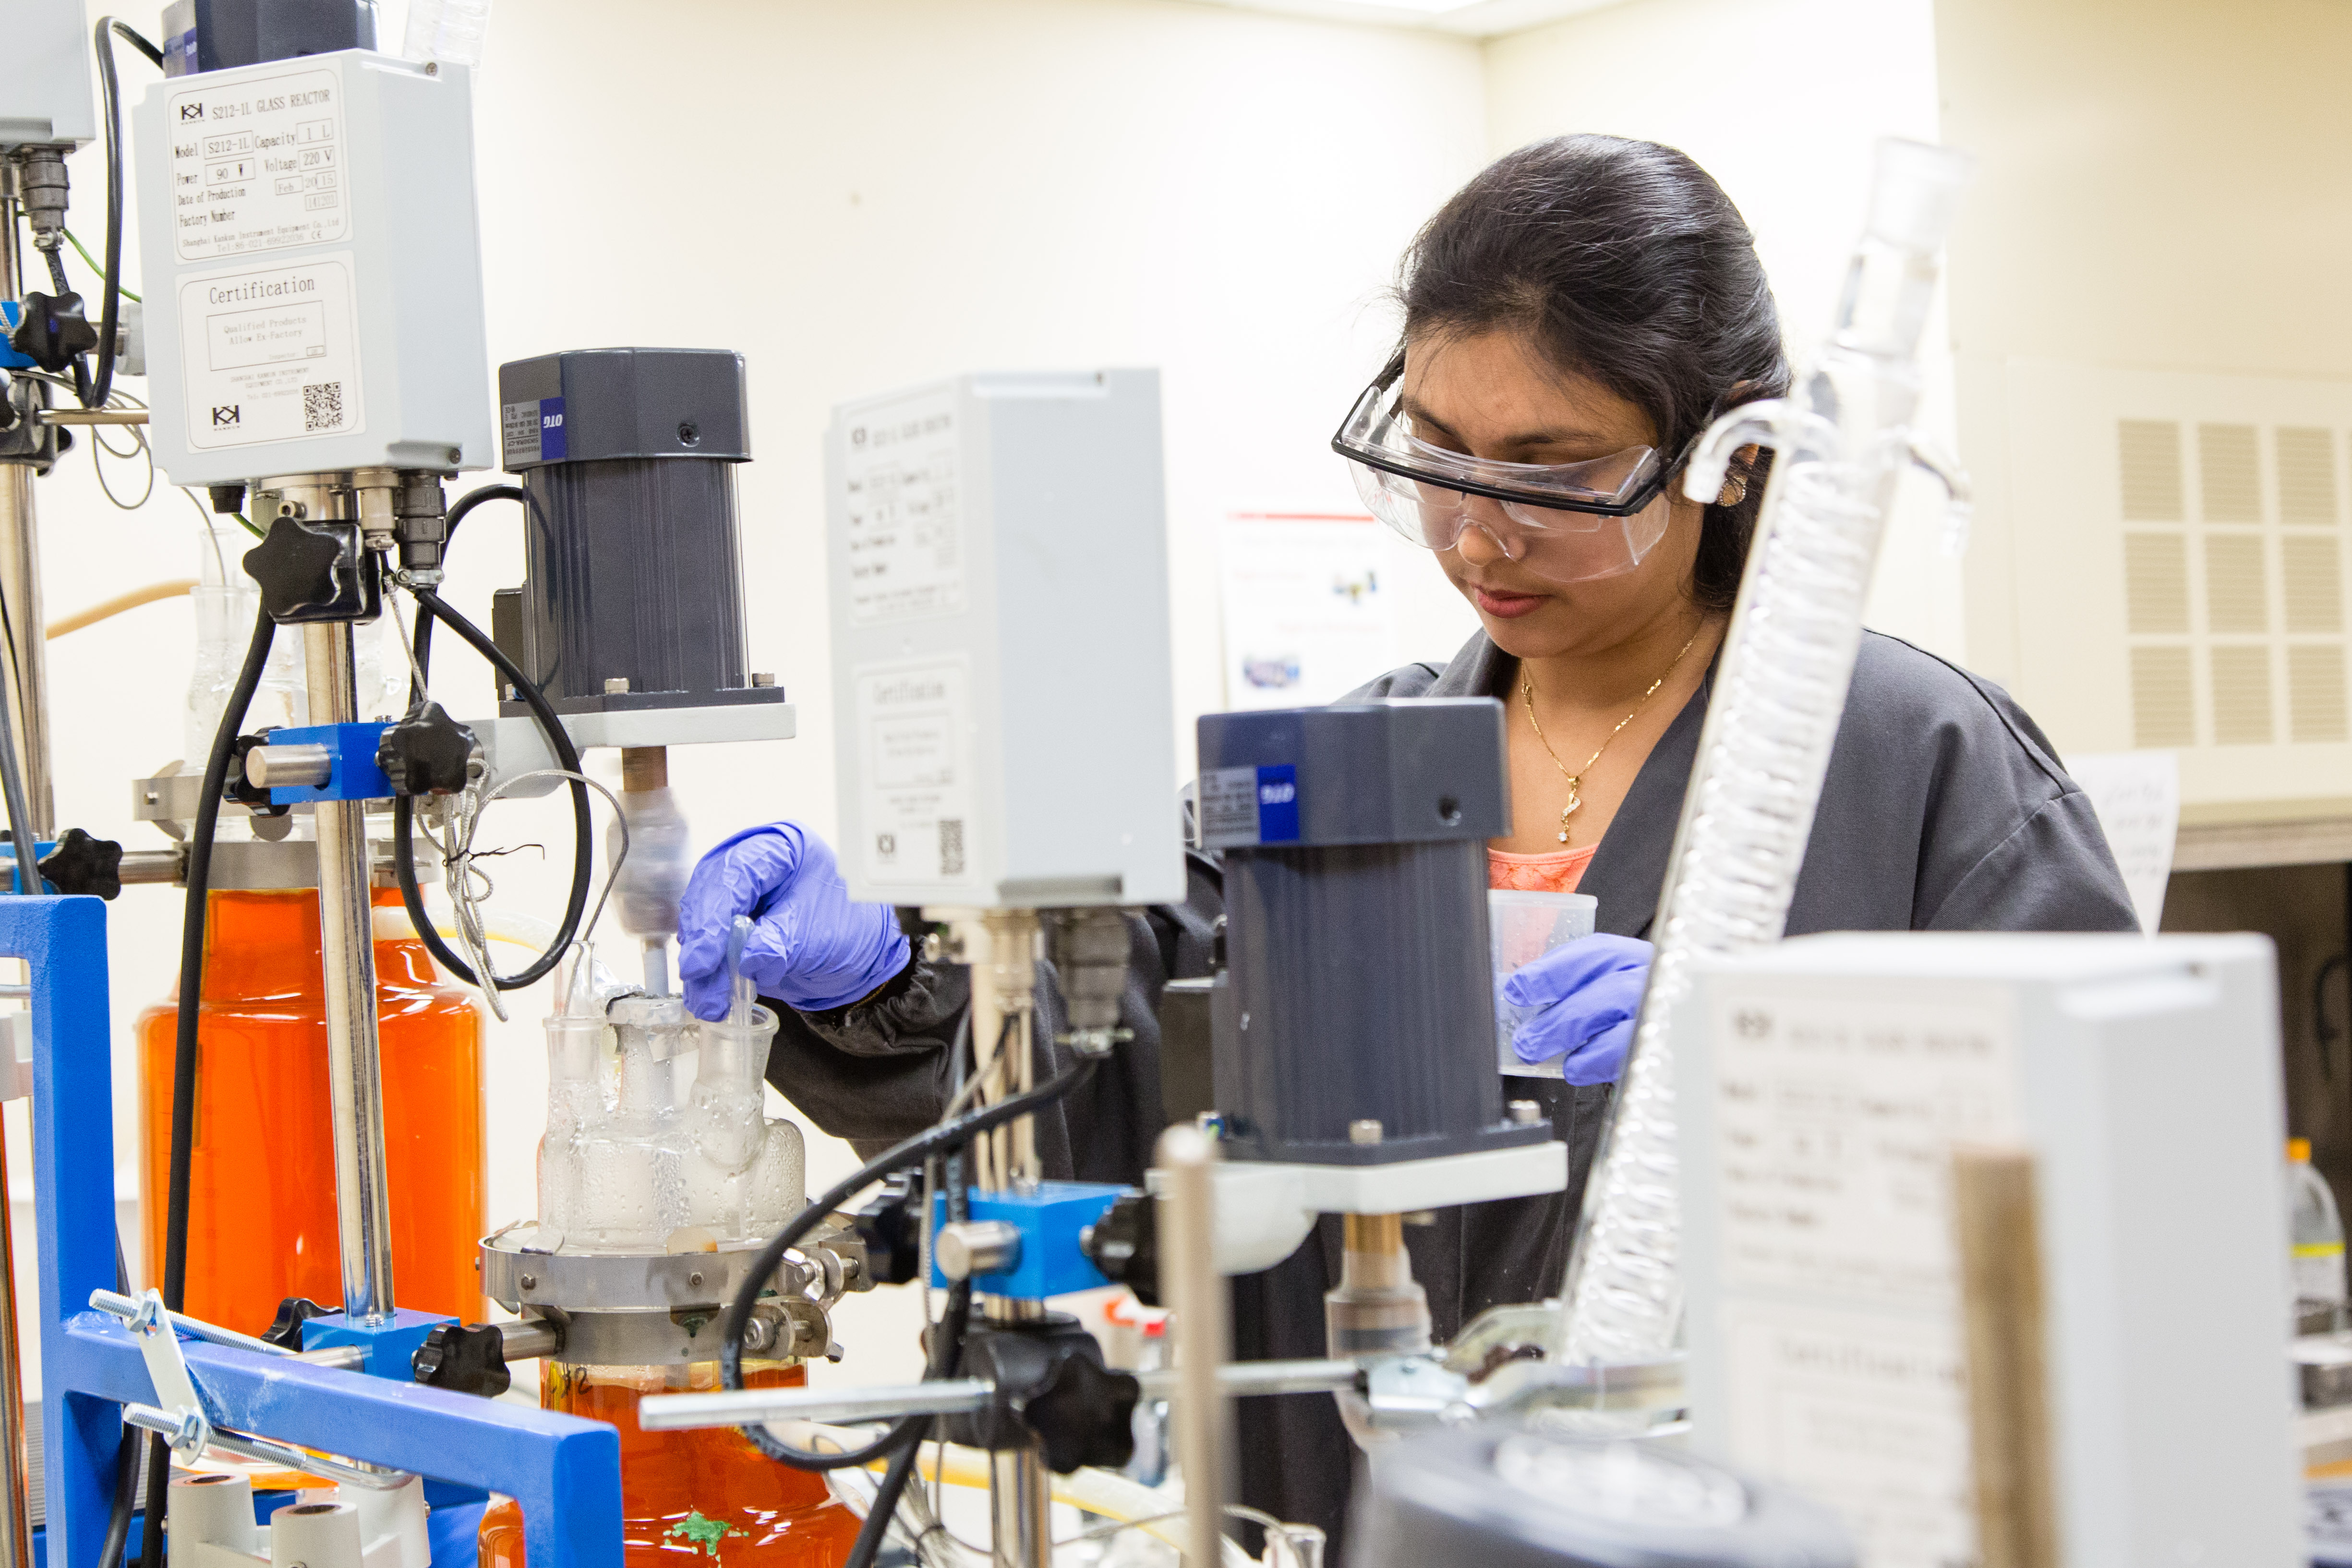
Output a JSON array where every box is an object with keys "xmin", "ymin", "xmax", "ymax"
[{"xmin": 1556, "ymin": 139, "xmax": 1974, "ymax": 1366}]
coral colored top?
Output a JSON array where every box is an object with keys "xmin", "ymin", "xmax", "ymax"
[{"xmin": 1487, "ymin": 844, "xmax": 1596, "ymax": 894}]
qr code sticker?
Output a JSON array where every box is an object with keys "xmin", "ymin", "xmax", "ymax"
[
  {"xmin": 303, "ymin": 381, "xmax": 344, "ymax": 432},
  {"xmin": 939, "ymin": 819, "xmax": 965, "ymax": 877}
]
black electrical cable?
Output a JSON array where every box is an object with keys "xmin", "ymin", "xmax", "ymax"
[
  {"xmin": 407, "ymin": 484, "xmax": 524, "ymax": 705},
  {"xmin": 88, "ymin": 18, "xmax": 160, "ymax": 410},
  {"xmin": 145, "ymin": 602, "xmax": 275, "ymax": 1568},
  {"xmin": 392, "ymin": 586, "xmax": 590, "ymax": 990},
  {"xmin": 39, "ymin": 248, "xmax": 95, "ymax": 408},
  {"xmin": 720, "ymin": 1057, "xmax": 1099, "ymax": 1469},
  {"xmin": 94, "ymin": 1243, "xmax": 140, "ymax": 1568}
]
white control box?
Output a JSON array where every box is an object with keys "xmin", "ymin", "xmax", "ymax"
[
  {"xmin": 0, "ymin": 0, "xmax": 96, "ymax": 148},
  {"xmin": 133, "ymin": 51, "xmax": 491, "ymax": 485},
  {"xmin": 1676, "ymin": 933, "xmax": 2298, "ymax": 1568},
  {"xmin": 825, "ymin": 369, "xmax": 1184, "ymax": 909}
]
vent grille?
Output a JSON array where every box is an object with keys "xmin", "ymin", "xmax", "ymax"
[
  {"xmin": 2279, "ymin": 427, "xmax": 2340, "ymax": 523},
  {"xmin": 2123, "ymin": 532, "xmax": 2190, "ymax": 633},
  {"xmin": 2200, "ymin": 423, "xmax": 2263, "ymax": 522},
  {"xmin": 2205, "ymin": 534, "xmax": 2269, "ymax": 633},
  {"xmin": 2210, "ymin": 646, "xmax": 2275, "ymax": 744},
  {"xmin": 2119, "ymin": 420, "xmax": 2184, "ymax": 521},
  {"xmin": 2284, "ymin": 535, "xmax": 2344, "ymax": 633},
  {"xmin": 2292, "ymin": 646, "xmax": 2351, "ymax": 743},
  {"xmin": 2130, "ymin": 646, "xmax": 2196, "ymax": 747},
  {"xmin": 2118, "ymin": 415, "xmax": 2352, "ymax": 749}
]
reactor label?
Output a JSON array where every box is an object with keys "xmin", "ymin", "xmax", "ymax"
[
  {"xmin": 854, "ymin": 657, "xmax": 977, "ymax": 891},
  {"xmin": 839, "ymin": 387, "xmax": 966, "ymax": 626},
  {"xmin": 177, "ymin": 253, "xmax": 366, "ymax": 451},
  {"xmin": 1199, "ymin": 764, "xmax": 1299, "ymax": 848},
  {"xmin": 167, "ymin": 61, "xmax": 349, "ymax": 261}
]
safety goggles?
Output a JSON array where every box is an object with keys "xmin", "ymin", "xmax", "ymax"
[{"xmin": 1332, "ymin": 368, "xmax": 1689, "ymax": 585}]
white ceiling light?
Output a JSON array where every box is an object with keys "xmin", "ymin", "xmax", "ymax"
[{"xmin": 1180, "ymin": 0, "xmax": 1633, "ymax": 38}]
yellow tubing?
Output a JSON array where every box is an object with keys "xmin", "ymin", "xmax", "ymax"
[
  {"xmin": 791, "ymin": 1422, "xmax": 1224, "ymax": 1561},
  {"xmin": 45, "ymin": 579, "xmax": 197, "ymax": 638}
]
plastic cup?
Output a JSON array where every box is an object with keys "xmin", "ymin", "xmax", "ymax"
[{"xmin": 1491, "ymin": 889, "xmax": 1598, "ymax": 1079}]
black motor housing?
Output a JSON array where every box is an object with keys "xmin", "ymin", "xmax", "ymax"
[
  {"xmin": 1194, "ymin": 699, "xmax": 1548, "ymax": 1166},
  {"xmin": 496, "ymin": 347, "xmax": 783, "ymax": 718}
]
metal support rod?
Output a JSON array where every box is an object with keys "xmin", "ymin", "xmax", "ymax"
[
  {"xmin": 88, "ymin": 1289, "xmax": 363, "ymax": 1369},
  {"xmin": 0, "ymin": 172, "xmax": 53, "ymax": 839},
  {"xmin": 120, "ymin": 1404, "xmax": 414, "ymax": 1490},
  {"xmin": 1158, "ymin": 1122, "xmax": 1227, "ymax": 1568},
  {"xmin": 0, "ymin": 472, "xmax": 49, "ymax": 840},
  {"xmin": 636, "ymin": 1360, "xmax": 1363, "ymax": 1431},
  {"xmin": 305, "ymin": 617, "xmax": 398, "ymax": 1323}
]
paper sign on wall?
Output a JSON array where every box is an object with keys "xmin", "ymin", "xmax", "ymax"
[
  {"xmin": 2066, "ymin": 750, "xmax": 2180, "ymax": 934},
  {"xmin": 1217, "ymin": 513, "xmax": 1395, "ymax": 708}
]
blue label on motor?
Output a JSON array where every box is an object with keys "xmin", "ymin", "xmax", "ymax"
[
  {"xmin": 1255, "ymin": 764, "xmax": 1299, "ymax": 843},
  {"xmin": 539, "ymin": 397, "xmax": 567, "ymax": 461}
]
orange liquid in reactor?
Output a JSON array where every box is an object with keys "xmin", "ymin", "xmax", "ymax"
[
  {"xmin": 138, "ymin": 887, "xmax": 486, "ymax": 1335},
  {"xmin": 477, "ymin": 1363, "xmax": 860, "ymax": 1568}
]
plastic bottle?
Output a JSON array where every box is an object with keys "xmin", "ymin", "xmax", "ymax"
[
  {"xmin": 137, "ymin": 885, "xmax": 486, "ymax": 1333},
  {"xmin": 2291, "ymin": 1138, "xmax": 2347, "ymax": 1330}
]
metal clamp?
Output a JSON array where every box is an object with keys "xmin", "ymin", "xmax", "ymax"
[{"xmin": 93, "ymin": 1290, "xmax": 412, "ymax": 1487}]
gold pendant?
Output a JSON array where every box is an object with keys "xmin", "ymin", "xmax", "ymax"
[{"xmin": 1558, "ymin": 782, "xmax": 1581, "ymax": 844}]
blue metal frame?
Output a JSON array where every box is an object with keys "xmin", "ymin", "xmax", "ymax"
[{"xmin": 11, "ymin": 896, "xmax": 624, "ymax": 1568}]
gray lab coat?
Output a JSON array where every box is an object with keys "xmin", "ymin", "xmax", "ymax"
[{"xmin": 759, "ymin": 627, "xmax": 2139, "ymax": 1562}]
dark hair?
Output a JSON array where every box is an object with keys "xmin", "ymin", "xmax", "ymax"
[{"xmin": 1396, "ymin": 134, "xmax": 1788, "ymax": 611}]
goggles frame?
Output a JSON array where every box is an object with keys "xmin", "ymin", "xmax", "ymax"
[{"xmin": 1330, "ymin": 363, "xmax": 1707, "ymax": 522}]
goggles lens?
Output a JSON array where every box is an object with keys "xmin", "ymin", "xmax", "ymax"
[
  {"xmin": 1332, "ymin": 374, "xmax": 1682, "ymax": 585},
  {"xmin": 1350, "ymin": 459, "xmax": 1674, "ymax": 585}
]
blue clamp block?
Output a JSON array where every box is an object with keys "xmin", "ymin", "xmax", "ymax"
[
  {"xmin": 0, "ymin": 841, "xmax": 58, "ymax": 896},
  {"xmin": 302, "ymin": 1308, "xmax": 456, "ymax": 1381},
  {"xmin": 266, "ymin": 723, "xmax": 394, "ymax": 805},
  {"xmin": 930, "ymin": 1182, "xmax": 1130, "ymax": 1297},
  {"xmin": 0, "ymin": 304, "xmax": 30, "ymax": 372}
]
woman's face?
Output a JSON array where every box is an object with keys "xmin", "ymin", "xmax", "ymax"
[{"xmin": 1400, "ymin": 330, "xmax": 1715, "ymax": 659}]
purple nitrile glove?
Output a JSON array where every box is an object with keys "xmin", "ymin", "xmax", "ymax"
[
  {"xmin": 676, "ymin": 822, "xmax": 910, "ymax": 1020},
  {"xmin": 1502, "ymin": 934, "xmax": 1654, "ymax": 1086}
]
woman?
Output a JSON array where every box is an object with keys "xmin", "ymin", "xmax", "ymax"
[{"xmin": 676, "ymin": 135, "xmax": 2137, "ymax": 1556}]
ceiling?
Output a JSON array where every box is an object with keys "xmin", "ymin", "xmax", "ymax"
[{"xmin": 1181, "ymin": 0, "xmax": 1632, "ymax": 38}]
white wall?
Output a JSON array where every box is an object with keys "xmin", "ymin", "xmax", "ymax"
[
  {"xmin": 1482, "ymin": 0, "xmax": 1962, "ymax": 660},
  {"xmin": 21, "ymin": 0, "xmax": 1485, "ymax": 1384},
  {"xmin": 16, "ymin": 0, "xmax": 1960, "ymax": 1395}
]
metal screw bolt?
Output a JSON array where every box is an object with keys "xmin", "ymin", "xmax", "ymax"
[
  {"xmin": 518, "ymin": 1273, "xmax": 536, "ymax": 1290},
  {"xmin": 687, "ymin": 1270, "xmax": 704, "ymax": 1289},
  {"xmin": 445, "ymin": 446, "xmax": 462, "ymax": 464},
  {"xmin": 603, "ymin": 677, "xmax": 630, "ymax": 695},
  {"xmin": 1508, "ymin": 1100, "xmax": 1543, "ymax": 1126},
  {"xmin": 1349, "ymin": 1119, "xmax": 1383, "ymax": 1145},
  {"xmin": 750, "ymin": 672, "xmax": 777, "ymax": 688}
]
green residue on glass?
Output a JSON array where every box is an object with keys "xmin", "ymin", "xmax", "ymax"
[{"xmin": 665, "ymin": 1513, "xmax": 748, "ymax": 1561}]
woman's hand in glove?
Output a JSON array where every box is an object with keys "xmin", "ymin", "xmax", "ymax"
[
  {"xmin": 1502, "ymin": 934, "xmax": 1654, "ymax": 1086},
  {"xmin": 676, "ymin": 822, "xmax": 910, "ymax": 1020}
]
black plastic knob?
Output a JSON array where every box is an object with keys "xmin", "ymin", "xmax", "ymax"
[
  {"xmin": 1026, "ymin": 1348, "xmax": 1141, "ymax": 1474},
  {"xmin": 9, "ymin": 291, "xmax": 96, "ymax": 374},
  {"xmin": 36, "ymin": 828, "xmax": 122, "ymax": 900},
  {"xmin": 412, "ymin": 1322, "xmax": 511, "ymax": 1397},
  {"xmin": 242, "ymin": 515, "xmax": 378, "ymax": 625},
  {"xmin": 377, "ymin": 703, "xmax": 477, "ymax": 797},
  {"xmin": 1083, "ymin": 1192, "xmax": 1158, "ymax": 1308},
  {"xmin": 852, "ymin": 1177, "xmax": 924, "ymax": 1287},
  {"xmin": 262, "ymin": 1296, "xmax": 338, "ymax": 1350}
]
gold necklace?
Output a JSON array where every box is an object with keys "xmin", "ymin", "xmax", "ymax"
[{"xmin": 1520, "ymin": 627, "xmax": 1704, "ymax": 845}]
